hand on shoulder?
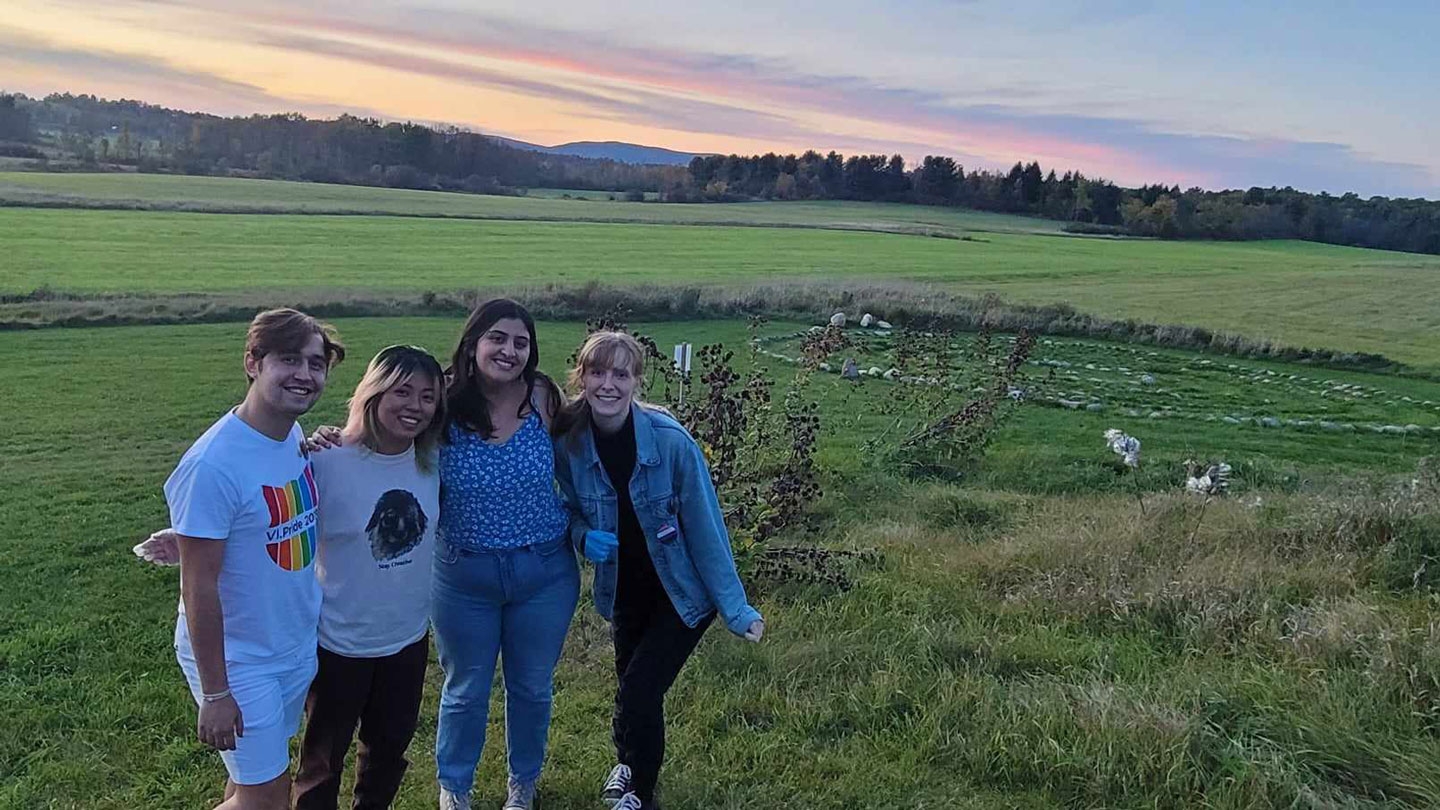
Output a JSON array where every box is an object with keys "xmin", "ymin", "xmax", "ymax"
[{"xmin": 305, "ymin": 425, "xmax": 343, "ymax": 454}]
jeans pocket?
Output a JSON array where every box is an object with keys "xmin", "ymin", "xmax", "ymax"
[{"xmin": 436, "ymin": 542, "xmax": 461, "ymax": 565}]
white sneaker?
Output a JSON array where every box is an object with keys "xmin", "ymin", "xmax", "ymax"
[
  {"xmin": 440, "ymin": 787, "xmax": 472, "ymax": 810},
  {"xmin": 503, "ymin": 778, "xmax": 537, "ymax": 810},
  {"xmin": 612, "ymin": 793, "xmax": 644, "ymax": 810},
  {"xmin": 601, "ymin": 764, "xmax": 633, "ymax": 806}
]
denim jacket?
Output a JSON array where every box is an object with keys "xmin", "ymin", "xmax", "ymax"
[{"xmin": 553, "ymin": 403, "xmax": 762, "ymax": 636}]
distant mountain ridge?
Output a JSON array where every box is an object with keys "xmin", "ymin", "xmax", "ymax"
[{"xmin": 487, "ymin": 135, "xmax": 703, "ymax": 166}]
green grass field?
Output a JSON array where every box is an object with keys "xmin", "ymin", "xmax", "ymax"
[
  {"xmin": 7, "ymin": 172, "xmax": 1440, "ymax": 807},
  {"xmin": 0, "ymin": 172, "xmax": 1061, "ymax": 235},
  {"xmin": 4, "ymin": 318, "xmax": 1440, "ymax": 808},
  {"xmin": 5, "ymin": 203, "xmax": 1440, "ymax": 367}
]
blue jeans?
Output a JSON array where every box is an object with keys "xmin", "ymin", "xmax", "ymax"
[{"xmin": 431, "ymin": 537, "xmax": 580, "ymax": 793}]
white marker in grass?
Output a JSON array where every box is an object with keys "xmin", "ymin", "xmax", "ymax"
[{"xmin": 673, "ymin": 343, "xmax": 693, "ymax": 406}]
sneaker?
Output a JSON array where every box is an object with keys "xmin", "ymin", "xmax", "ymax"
[
  {"xmin": 612, "ymin": 793, "xmax": 644, "ymax": 810},
  {"xmin": 440, "ymin": 787, "xmax": 472, "ymax": 810},
  {"xmin": 601, "ymin": 764, "xmax": 633, "ymax": 806},
  {"xmin": 502, "ymin": 778, "xmax": 537, "ymax": 810}
]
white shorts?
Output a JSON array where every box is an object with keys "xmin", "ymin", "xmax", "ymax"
[{"xmin": 176, "ymin": 644, "xmax": 318, "ymax": 785}]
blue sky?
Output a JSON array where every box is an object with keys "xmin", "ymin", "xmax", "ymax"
[{"xmin": 1, "ymin": 0, "xmax": 1436, "ymax": 196}]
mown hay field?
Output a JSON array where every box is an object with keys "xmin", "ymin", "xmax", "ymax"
[
  {"xmin": 0, "ymin": 171, "xmax": 1064, "ymax": 235},
  {"xmin": 4, "ymin": 186, "xmax": 1440, "ymax": 367}
]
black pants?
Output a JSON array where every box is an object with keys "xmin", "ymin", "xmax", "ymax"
[
  {"xmin": 293, "ymin": 635, "xmax": 429, "ymax": 810},
  {"xmin": 612, "ymin": 595, "xmax": 713, "ymax": 806}
]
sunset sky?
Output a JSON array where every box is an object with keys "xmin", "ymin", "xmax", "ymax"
[{"xmin": 2, "ymin": 0, "xmax": 1436, "ymax": 197}]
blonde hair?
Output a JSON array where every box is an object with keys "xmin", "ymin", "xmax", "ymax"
[
  {"xmin": 566, "ymin": 331, "xmax": 643, "ymax": 392},
  {"xmin": 342, "ymin": 345, "xmax": 446, "ymax": 472},
  {"xmin": 556, "ymin": 331, "xmax": 644, "ymax": 437}
]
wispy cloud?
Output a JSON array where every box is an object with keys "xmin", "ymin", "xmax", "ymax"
[
  {"xmin": 251, "ymin": 32, "xmax": 794, "ymax": 142},
  {"xmin": 0, "ymin": 25, "xmax": 279, "ymax": 110},
  {"xmin": 8, "ymin": 1, "xmax": 1437, "ymax": 196}
]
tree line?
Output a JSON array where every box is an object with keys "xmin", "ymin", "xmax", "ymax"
[
  {"xmin": 2, "ymin": 93, "xmax": 682, "ymax": 194},
  {"xmin": 2, "ymin": 91, "xmax": 1437, "ymax": 254},
  {"xmin": 684, "ymin": 154, "xmax": 1440, "ymax": 254}
]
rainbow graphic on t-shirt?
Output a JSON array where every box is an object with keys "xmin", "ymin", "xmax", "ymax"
[{"xmin": 261, "ymin": 466, "xmax": 319, "ymax": 572}]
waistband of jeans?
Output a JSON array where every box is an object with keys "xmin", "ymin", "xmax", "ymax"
[{"xmin": 442, "ymin": 535, "xmax": 567, "ymax": 557}]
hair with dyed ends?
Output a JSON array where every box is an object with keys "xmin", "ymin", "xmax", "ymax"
[
  {"xmin": 343, "ymin": 345, "xmax": 446, "ymax": 472},
  {"xmin": 555, "ymin": 330, "xmax": 645, "ymax": 438},
  {"xmin": 245, "ymin": 308, "xmax": 346, "ymax": 382},
  {"xmin": 445, "ymin": 298, "xmax": 560, "ymax": 439}
]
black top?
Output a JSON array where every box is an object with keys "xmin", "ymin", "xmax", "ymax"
[{"xmin": 592, "ymin": 412, "xmax": 665, "ymax": 615}]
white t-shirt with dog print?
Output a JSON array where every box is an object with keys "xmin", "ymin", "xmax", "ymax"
[
  {"xmin": 311, "ymin": 442, "xmax": 439, "ymax": 657},
  {"xmin": 166, "ymin": 411, "xmax": 322, "ymax": 665}
]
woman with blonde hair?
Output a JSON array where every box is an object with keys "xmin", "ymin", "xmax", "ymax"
[
  {"xmin": 291, "ymin": 344, "xmax": 445, "ymax": 810},
  {"xmin": 553, "ymin": 331, "xmax": 764, "ymax": 810}
]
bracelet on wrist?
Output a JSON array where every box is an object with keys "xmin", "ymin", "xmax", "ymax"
[{"xmin": 201, "ymin": 689, "xmax": 231, "ymax": 703}]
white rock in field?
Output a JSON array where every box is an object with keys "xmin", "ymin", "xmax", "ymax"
[
  {"xmin": 875, "ymin": 320, "xmax": 892, "ymax": 330},
  {"xmin": 860, "ymin": 313, "xmax": 875, "ymax": 327},
  {"xmin": 1222, "ymin": 417, "xmax": 1242, "ymax": 425},
  {"xmin": 830, "ymin": 312, "xmax": 847, "ymax": 327},
  {"xmin": 1058, "ymin": 399, "xmax": 1083, "ymax": 410},
  {"xmin": 1085, "ymin": 403, "xmax": 1106, "ymax": 412},
  {"xmin": 819, "ymin": 362, "xmax": 832, "ymax": 372},
  {"xmin": 1259, "ymin": 417, "xmax": 1282, "ymax": 428},
  {"xmin": 1140, "ymin": 374, "xmax": 1156, "ymax": 385},
  {"xmin": 867, "ymin": 366, "xmax": 883, "ymax": 377},
  {"xmin": 883, "ymin": 368, "xmax": 899, "ymax": 380}
]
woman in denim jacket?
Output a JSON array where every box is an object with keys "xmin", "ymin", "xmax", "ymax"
[{"xmin": 553, "ymin": 331, "xmax": 764, "ymax": 810}]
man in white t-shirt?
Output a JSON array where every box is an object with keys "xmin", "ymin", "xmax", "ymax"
[{"xmin": 166, "ymin": 308, "xmax": 345, "ymax": 810}]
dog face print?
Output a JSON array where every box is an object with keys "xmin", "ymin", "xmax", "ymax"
[{"xmin": 365, "ymin": 489, "xmax": 427, "ymax": 562}]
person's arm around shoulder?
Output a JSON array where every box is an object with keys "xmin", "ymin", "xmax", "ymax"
[
  {"xmin": 667, "ymin": 421, "xmax": 764, "ymax": 641},
  {"xmin": 532, "ymin": 376, "xmax": 562, "ymax": 432}
]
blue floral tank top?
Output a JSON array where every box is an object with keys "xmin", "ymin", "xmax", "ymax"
[{"xmin": 438, "ymin": 411, "xmax": 569, "ymax": 551}]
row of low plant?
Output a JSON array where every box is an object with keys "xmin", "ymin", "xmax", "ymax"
[
  {"xmin": 0, "ymin": 281, "xmax": 1415, "ymax": 376},
  {"xmin": 756, "ymin": 326, "xmax": 1440, "ymax": 439}
]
